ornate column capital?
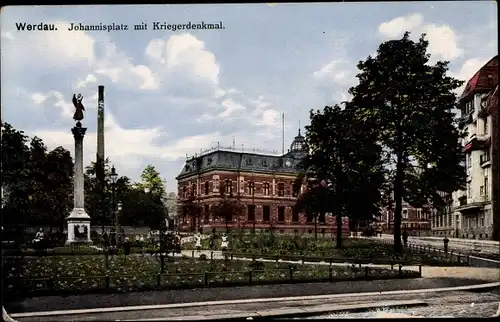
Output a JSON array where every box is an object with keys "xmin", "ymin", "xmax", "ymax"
[{"xmin": 72, "ymin": 121, "xmax": 87, "ymax": 140}]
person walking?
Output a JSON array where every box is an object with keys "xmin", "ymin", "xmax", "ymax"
[
  {"xmin": 221, "ymin": 233, "xmax": 229, "ymax": 252},
  {"xmin": 195, "ymin": 232, "xmax": 202, "ymax": 252},
  {"xmin": 402, "ymin": 229, "xmax": 409, "ymax": 247}
]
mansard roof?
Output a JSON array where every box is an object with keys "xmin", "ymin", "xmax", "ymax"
[{"xmin": 176, "ymin": 147, "xmax": 304, "ymax": 180}]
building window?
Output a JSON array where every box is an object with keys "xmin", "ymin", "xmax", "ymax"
[
  {"xmin": 263, "ymin": 205, "xmax": 270, "ymax": 222},
  {"xmin": 484, "ymin": 177, "xmax": 488, "ymax": 196},
  {"xmin": 480, "ymin": 213, "xmax": 485, "ymax": 227},
  {"xmin": 204, "ymin": 204, "xmax": 210, "ymax": 221},
  {"xmin": 278, "ymin": 183, "xmax": 285, "ymax": 196},
  {"xmin": 318, "ymin": 213, "xmax": 326, "ymax": 224},
  {"xmin": 467, "ymin": 182, "xmax": 471, "ymax": 198},
  {"xmin": 191, "ymin": 184, "xmax": 195, "ymax": 197},
  {"xmin": 465, "ymin": 100, "xmax": 474, "ymax": 114},
  {"xmin": 467, "ymin": 153, "xmax": 472, "ymax": 168},
  {"xmin": 247, "ymin": 205, "xmax": 255, "ymax": 222},
  {"xmin": 248, "ymin": 181, "xmax": 255, "ymax": 195},
  {"xmin": 204, "ymin": 181, "xmax": 209, "ymax": 195},
  {"xmin": 225, "ymin": 180, "xmax": 232, "ymax": 195},
  {"xmin": 263, "ymin": 182, "xmax": 270, "ymax": 196},
  {"xmin": 278, "ymin": 206, "xmax": 285, "ymax": 222},
  {"xmin": 483, "ymin": 119, "xmax": 488, "ymax": 135},
  {"xmin": 402, "ymin": 209, "xmax": 408, "ymax": 219},
  {"xmin": 292, "ymin": 210, "xmax": 299, "ymax": 223},
  {"xmin": 182, "ymin": 186, "xmax": 187, "ymax": 198}
]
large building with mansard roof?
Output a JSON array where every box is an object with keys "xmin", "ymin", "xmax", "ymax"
[{"xmin": 176, "ymin": 129, "xmax": 350, "ymax": 236}]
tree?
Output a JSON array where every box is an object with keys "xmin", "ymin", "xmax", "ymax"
[
  {"xmin": 211, "ymin": 181, "xmax": 245, "ymax": 232},
  {"xmin": 1, "ymin": 122, "xmax": 31, "ymax": 229},
  {"xmin": 295, "ymin": 105, "xmax": 385, "ymax": 248},
  {"xmin": 138, "ymin": 164, "xmax": 166, "ymax": 197},
  {"xmin": 45, "ymin": 146, "xmax": 74, "ymax": 231},
  {"xmin": 1, "ymin": 123, "xmax": 74, "ymax": 231},
  {"xmin": 179, "ymin": 195, "xmax": 202, "ymax": 232},
  {"xmin": 348, "ymin": 32, "xmax": 466, "ymax": 254}
]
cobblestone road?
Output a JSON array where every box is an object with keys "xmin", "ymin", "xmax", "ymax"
[{"xmin": 309, "ymin": 292, "xmax": 500, "ymax": 318}]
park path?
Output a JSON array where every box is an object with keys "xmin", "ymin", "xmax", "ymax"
[{"xmin": 174, "ymin": 249, "xmax": 500, "ymax": 282}]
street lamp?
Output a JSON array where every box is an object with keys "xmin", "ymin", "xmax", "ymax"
[
  {"xmin": 110, "ymin": 165, "xmax": 118, "ymax": 245},
  {"xmin": 117, "ymin": 201, "xmax": 123, "ymax": 243}
]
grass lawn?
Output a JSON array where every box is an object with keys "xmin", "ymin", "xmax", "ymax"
[
  {"xmin": 3, "ymin": 253, "xmax": 420, "ymax": 296},
  {"xmin": 184, "ymin": 233, "xmax": 469, "ymax": 266}
]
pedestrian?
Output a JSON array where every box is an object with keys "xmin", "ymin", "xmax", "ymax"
[
  {"xmin": 221, "ymin": 233, "xmax": 229, "ymax": 252},
  {"xmin": 402, "ymin": 229, "xmax": 409, "ymax": 247},
  {"xmin": 209, "ymin": 236, "xmax": 215, "ymax": 250},
  {"xmin": 443, "ymin": 236, "xmax": 449, "ymax": 253},
  {"xmin": 195, "ymin": 232, "xmax": 202, "ymax": 252}
]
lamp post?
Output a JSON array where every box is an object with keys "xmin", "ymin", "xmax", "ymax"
[
  {"xmin": 110, "ymin": 165, "xmax": 118, "ymax": 245},
  {"xmin": 117, "ymin": 201, "xmax": 122, "ymax": 244}
]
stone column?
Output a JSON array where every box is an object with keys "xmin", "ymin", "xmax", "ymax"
[{"xmin": 66, "ymin": 122, "xmax": 92, "ymax": 244}]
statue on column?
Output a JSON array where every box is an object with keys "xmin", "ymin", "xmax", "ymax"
[{"xmin": 72, "ymin": 94, "xmax": 85, "ymax": 123}]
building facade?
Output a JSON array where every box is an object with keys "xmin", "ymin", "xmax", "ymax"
[
  {"xmin": 176, "ymin": 130, "xmax": 350, "ymax": 236},
  {"xmin": 452, "ymin": 55, "xmax": 498, "ymax": 240},
  {"xmin": 430, "ymin": 192, "xmax": 455, "ymax": 237},
  {"xmin": 379, "ymin": 201, "xmax": 431, "ymax": 235}
]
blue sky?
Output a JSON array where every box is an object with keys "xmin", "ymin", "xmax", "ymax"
[{"xmin": 1, "ymin": 2, "xmax": 497, "ymax": 193}]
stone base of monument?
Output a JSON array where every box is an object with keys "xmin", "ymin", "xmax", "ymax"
[{"xmin": 66, "ymin": 208, "xmax": 92, "ymax": 245}]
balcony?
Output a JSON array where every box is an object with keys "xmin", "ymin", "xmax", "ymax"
[
  {"xmin": 480, "ymin": 154, "xmax": 491, "ymax": 167},
  {"xmin": 463, "ymin": 135, "xmax": 491, "ymax": 153}
]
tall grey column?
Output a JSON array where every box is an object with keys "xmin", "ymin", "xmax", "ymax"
[{"xmin": 66, "ymin": 122, "xmax": 92, "ymax": 244}]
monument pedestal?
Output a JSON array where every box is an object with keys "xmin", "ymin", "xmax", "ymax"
[
  {"xmin": 66, "ymin": 120, "xmax": 92, "ymax": 245},
  {"xmin": 66, "ymin": 208, "xmax": 92, "ymax": 244}
]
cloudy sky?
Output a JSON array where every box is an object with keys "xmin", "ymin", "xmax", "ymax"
[{"xmin": 1, "ymin": 2, "xmax": 497, "ymax": 192}]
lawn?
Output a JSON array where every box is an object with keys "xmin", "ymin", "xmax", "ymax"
[
  {"xmin": 3, "ymin": 253, "xmax": 420, "ymax": 297},
  {"xmin": 184, "ymin": 232, "xmax": 470, "ymax": 266}
]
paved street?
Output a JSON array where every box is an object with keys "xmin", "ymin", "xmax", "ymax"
[
  {"xmin": 11, "ymin": 290, "xmax": 500, "ymax": 321},
  {"xmin": 309, "ymin": 291, "xmax": 500, "ymax": 318}
]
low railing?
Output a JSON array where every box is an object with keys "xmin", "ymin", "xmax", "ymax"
[{"xmin": 4, "ymin": 263, "xmax": 420, "ymax": 298}]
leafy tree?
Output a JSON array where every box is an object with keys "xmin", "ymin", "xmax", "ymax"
[
  {"xmin": 1, "ymin": 123, "xmax": 73, "ymax": 232},
  {"xmin": 179, "ymin": 195, "xmax": 202, "ymax": 232},
  {"xmin": 211, "ymin": 181, "xmax": 245, "ymax": 232},
  {"xmin": 296, "ymin": 105, "xmax": 385, "ymax": 248},
  {"xmin": 293, "ymin": 177, "xmax": 330, "ymax": 239},
  {"xmin": 45, "ymin": 147, "xmax": 74, "ymax": 231},
  {"xmin": 348, "ymin": 32, "xmax": 466, "ymax": 253},
  {"xmin": 1, "ymin": 122, "xmax": 31, "ymax": 228},
  {"xmin": 138, "ymin": 164, "xmax": 166, "ymax": 198}
]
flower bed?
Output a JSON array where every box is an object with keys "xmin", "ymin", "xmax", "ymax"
[
  {"xmin": 3, "ymin": 254, "xmax": 421, "ymax": 297},
  {"xmin": 185, "ymin": 234, "xmax": 469, "ymax": 266}
]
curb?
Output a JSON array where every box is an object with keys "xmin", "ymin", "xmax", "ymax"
[
  {"xmin": 3, "ymin": 306, "xmax": 17, "ymax": 322},
  {"xmin": 119, "ymin": 300, "xmax": 429, "ymax": 321},
  {"xmin": 10, "ymin": 281, "xmax": 500, "ymax": 319}
]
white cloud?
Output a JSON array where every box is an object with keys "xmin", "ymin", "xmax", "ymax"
[
  {"xmin": 76, "ymin": 74, "xmax": 98, "ymax": 89},
  {"xmin": 424, "ymin": 24, "xmax": 463, "ymax": 61},
  {"xmin": 218, "ymin": 99, "xmax": 246, "ymax": 119},
  {"xmin": 378, "ymin": 13, "xmax": 423, "ymax": 38},
  {"xmin": 313, "ymin": 59, "xmax": 353, "ymax": 84},
  {"xmin": 258, "ymin": 109, "xmax": 281, "ymax": 127},
  {"xmin": 31, "ymin": 92, "xmax": 48, "ymax": 105},
  {"xmin": 378, "ymin": 13, "xmax": 463, "ymax": 62},
  {"xmin": 145, "ymin": 33, "xmax": 220, "ymax": 85}
]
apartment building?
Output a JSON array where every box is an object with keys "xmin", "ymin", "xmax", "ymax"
[
  {"xmin": 379, "ymin": 201, "xmax": 431, "ymax": 236},
  {"xmin": 430, "ymin": 191, "xmax": 455, "ymax": 237},
  {"xmin": 452, "ymin": 55, "xmax": 498, "ymax": 240}
]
